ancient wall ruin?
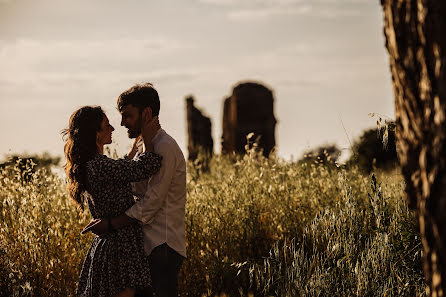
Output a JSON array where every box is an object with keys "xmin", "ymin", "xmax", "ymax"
[
  {"xmin": 221, "ymin": 82, "xmax": 276, "ymax": 157},
  {"xmin": 185, "ymin": 96, "xmax": 213, "ymax": 161}
]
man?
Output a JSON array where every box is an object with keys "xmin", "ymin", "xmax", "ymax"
[{"xmin": 83, "ymin": 83, "xmax": 186, "ymax": 297}]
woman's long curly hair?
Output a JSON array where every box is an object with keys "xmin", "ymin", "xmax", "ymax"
[{"xmin": 62, "ymin": 106, "xmax": 105, "ymax": 211}]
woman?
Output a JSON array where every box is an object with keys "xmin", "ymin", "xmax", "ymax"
[{"xmin": 63, "ymin": 106, "xmax": 162, "ymax": 297}]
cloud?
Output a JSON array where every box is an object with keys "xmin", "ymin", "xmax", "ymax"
[
  {"xmin": 199, "ymin": 0, "xmax": 366, "ymax": 5},
  {"xmin": 0, "ymin": 38, "xmax": 190, "ymax": 69},
  {"xmin": 228, "ymin": 5, "xmax": 311, "ymax": 20},
  {"xmin": 0, "ymin": 37, "xmax": 205, "ymax": 104},
  {"xmin": 198, "ymin": 0, "xmax": 239, "ymax": 5},
  {"xmin": 0, "ymin": 38, "xmax": 196, "ymax": 87},
  {"xmin": 0, "ymin": 70, "xmax": 199, "ymax": 93},
  {"xmin": 199, "ymin": 0, "xmax": 305, "ymax": 6},
  {"xmin": 276, "ymin": 78, "xmax": 321, "ymax": 87},
  {"xmin": 198, "ymin": 0, "xmax": 364, "ymax": 20},
  {"xmin": 316, "ymin": 8, "xmax": 360, "ymax": 18}
]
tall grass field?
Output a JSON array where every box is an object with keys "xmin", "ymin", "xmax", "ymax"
[{"xmin": 1, "ymin": 149, "xmax": 424, "ymax": 296}]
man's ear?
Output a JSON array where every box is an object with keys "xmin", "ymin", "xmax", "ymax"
[{"xmin": 142, "ymin": 107, "xmax": 153, "ymax": 121}]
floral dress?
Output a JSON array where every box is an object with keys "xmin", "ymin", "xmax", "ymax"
[{"xmin": 77, "ymin": 152, "xmax": 162, "ymax": 297}]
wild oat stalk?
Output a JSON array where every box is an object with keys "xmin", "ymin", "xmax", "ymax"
[{"xmin": 0, "ymin": 152, "xmax": 422, "ymax": 296}]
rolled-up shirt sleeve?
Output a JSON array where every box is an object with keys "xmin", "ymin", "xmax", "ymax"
[{"xmin": 125, "ymin": 141, "xmax": 175, "ymax": 224}]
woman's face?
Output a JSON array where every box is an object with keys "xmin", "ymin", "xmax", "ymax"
[{"xmin": 96, "ymin": 115, "xmax": 115, "ymax": 146}]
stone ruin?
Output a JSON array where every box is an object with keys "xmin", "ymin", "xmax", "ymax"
[
  {"xmin": 185, "ymin": 82, "xmax": 277, "ymax": 160},
  {"xmin": 221, "ymin": 82, "xmax": 276, "ymax": 157},
  {"xmin": 185, "ymin": 96, "xmax": 213, "ymax": 161}
]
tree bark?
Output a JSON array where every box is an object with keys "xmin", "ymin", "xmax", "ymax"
[{"xmin": 381, "ymin": 0, "xmax": 446, "ymax": 295}]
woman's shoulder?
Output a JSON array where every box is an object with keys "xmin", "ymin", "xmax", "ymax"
[
  {"xmin": 86, "ymin": 154, "xmax": 107, "ymax": 165},
  {"xmin": 86, "ymin": 154, "xmax": 132, "ymax": 173},
  {"xmin": 85, "ymin": 154, "xmax": 114, "ymax": 172}
]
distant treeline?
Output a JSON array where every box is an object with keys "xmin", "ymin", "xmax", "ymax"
[
  {"xmin": 1, "ymin": 120, "xmax": 396, "ymax": 178},
  {"xmin": 0, "ymin": 153, "xmax": 61, "ymax": 181},
  {"xmin": 301, "ymin": 121, "xmax": 397, "ymax": 172}
]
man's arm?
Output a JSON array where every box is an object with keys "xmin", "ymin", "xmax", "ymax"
[
  {"xmin": 125, "ymin": 141, "xmax": 176, "ymax": 225},
  {"xmin": 82, "ymin": 214, "xmax": 138, "ymax": 236}
]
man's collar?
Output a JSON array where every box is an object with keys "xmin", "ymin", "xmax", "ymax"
[
  {"xmin": 152, "ymin": 128, "xmax": 164, "ymax": 143},
  {"xmin": 136, "ymin": 128, "xmax": 164, "ymax": 153}
]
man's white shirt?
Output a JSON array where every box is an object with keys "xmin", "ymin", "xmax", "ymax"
[{"xmin": 125, "ymin": 128, "xmax": 187, "ymax": 258}]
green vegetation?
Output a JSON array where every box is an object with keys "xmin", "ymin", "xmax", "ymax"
[
  {"xmin": 0, "ymin": 150, "xmax": 423, "ymax": 296},
  {"xmin": 347, "ymin": 121, "xmax": 397, "ymax": 173}
]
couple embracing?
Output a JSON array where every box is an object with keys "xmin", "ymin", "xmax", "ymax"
[{"xmin": 63, "ymin": 83, "xmax": 186, "ymax": 297}]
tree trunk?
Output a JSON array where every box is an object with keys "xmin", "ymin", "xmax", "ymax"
[{"xmin": 381, "ymin": 0, "xmax": 446, "ymax": 295}]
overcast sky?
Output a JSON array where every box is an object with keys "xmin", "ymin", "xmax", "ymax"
[{"xmin": 0, "ymin": 0, "xmax": 394, "ymax": 162}]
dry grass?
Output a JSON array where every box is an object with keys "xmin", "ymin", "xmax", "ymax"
[{"xmin": 0, "ymin": 151, "xmax": 423, "ymax": 296}]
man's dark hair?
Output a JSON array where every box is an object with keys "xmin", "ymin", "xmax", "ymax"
[{"xmin": 117, "ymin": 83, "xmax": 160, "ymax": 116}]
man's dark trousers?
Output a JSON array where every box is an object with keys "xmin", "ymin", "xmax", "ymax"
[{"xmin": 135, "ymin": 243, "xmax": 184, "ymax": 297}]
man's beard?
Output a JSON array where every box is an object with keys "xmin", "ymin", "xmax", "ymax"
[{"xmin": 127, "ymin": 116, "xmax": 142, "ymax": 138}]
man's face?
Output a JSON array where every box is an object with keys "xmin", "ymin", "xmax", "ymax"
[{"xmin": 120, "ymin": 104, "xmax": 142, "ymax": 138}]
